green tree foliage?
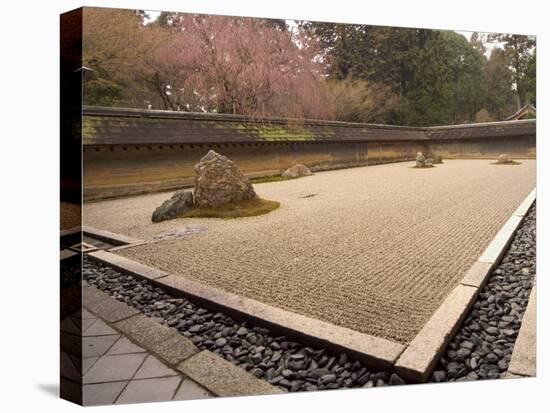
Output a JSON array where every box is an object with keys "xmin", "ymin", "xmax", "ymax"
[
  {"xmin": 327, "ymin": 78, "xmax": 400, "ymax": 123},
  {"xmin": 484, "ymin": 48, "xmax": 517, "ymax": 120},
  {"xmin": 523, "ymin": 51, "xmax": 536, "ymax": 105},
  {"xmin": 489, "ymin": 34, "xmax": 536, "ymax": 107},
  {"xmin": 306, "ymin": 22, "xmax": 535, "ymax": 125}
]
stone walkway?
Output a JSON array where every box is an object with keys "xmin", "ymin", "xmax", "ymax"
[
  {"xmin": 61, "ymin": 308, "xmax": 213, "ymax": 406},
  {"xmin": 84, "ymin": 160, "xmax": 536, "ymax": 344}
]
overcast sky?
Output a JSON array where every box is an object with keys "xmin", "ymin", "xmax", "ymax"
[{"xmin": 143, "ymin": 11, "xmax": 503, "ymax": 57}]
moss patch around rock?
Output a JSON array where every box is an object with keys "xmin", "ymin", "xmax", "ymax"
[
  {"xmin": 492, "ymin": 161, "xmax": 522, "ymax": 165},
  {"xmin": 182, "ymin": 197, "xmax": 280, "ymax": 219}
]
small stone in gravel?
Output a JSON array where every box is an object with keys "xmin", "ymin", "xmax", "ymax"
[
  {"xmin": 282, "ymin": 369, "xmax": 294, "ymax": 379},
  {"xmin": 432, "ymin": 370, "xmax": 447, "ymax": 382},
  {"xmin": 290, "ymin": 381, "xmax": 303, "ymax": 392},
  {"xmin": 215, "ymin": 338, "xmax": 227, "ymax": 347},
  {"xmin": 310, "ymin": 368, "xmax": 330, "ymax": 379},
  {"xmin": 486, "ymin": 353, "xmax": 499, "ymax": 364},
  {"xmin": 389, "ymin": 374, "xmax": 405, "ymax": 385},
  {"xmin": 357, "ymin": 372, "xmax": 370, "ymax": 386},
  {"xmin": 320, "ymin": 374, "xmax": 336, "ymax": 385},
  {"xmin": 460, "ymin": 341, "xmax": 475, "ymax": 351}
]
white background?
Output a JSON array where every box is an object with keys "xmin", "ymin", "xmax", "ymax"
[{"xmin": 0, "ymin": 0, "xmax": 547, "ymax": 412}]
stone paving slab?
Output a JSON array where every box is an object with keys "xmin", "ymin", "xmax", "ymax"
[
  {"xmin": 83, "ymin": 381, "xmax": 127, "ymax": 406},
  {"xmin": 82, "ymin": 357, "xmax": 99, "ymax": 375},
  {"xmin": 508, "ymin": 286, "xmax": 536, "ymax": 377},
  {"xmin": 84, "ymin": 353, "xmax": 148, "ymax": 384},
  {"xmin": 116, "ymin": 376, "xmax": 182, "ymax": 404},
  {"xmin": 173, "ymin": 379, "xmax": 213, "ymax": 400},
  {"xmin": 82, "ymin": 335, "xmax": 120, "ymax": 359},
  {"xmin": 107, "ymin": 337, "xmax": 148, "ymax": 356},
  {"xmin": 86, "ymin": 160, "xmax": 536, "ymax": 344},
  {"xmin": 113, "ymin": 314, "xmax": 198, "ymax": 365},
  {"xmin": 61, "ymin": 351, "xmax": 82, "ymax": 383},
  {"xmin": 73, "ymin": 301, "xmax": 214, "ymax": 405},
  {"xmin": 177, "ymin": 350, "xmax": 285, "ymax": 397},
  {"xmin": 134, "ymin": 355, "xmax": 180, "ymax": 379},
  {"xmin": 83, "ymin": 284, "xmax": 140, "ymax": 323},
  {"xmin": 61, "ymin": 317, "xmax": 81, "ymax": 335},
  {"xmin": 83, "ymin": 318, "xmax": 118, "ymax": 336}
]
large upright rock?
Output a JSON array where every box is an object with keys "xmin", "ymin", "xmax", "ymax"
[
  {"xmin": 282, "ymin": 164, "xmax": 312, "ymax": 179},
  {"xmin": 416, "ymin": 152, "xmax": 426, "ymax": 168},
  {"xmin": 194, "ymin": 150, "xmax": 256, "ymax": 208},
  {"xmin": 152, "ymin": 190, "xmax": 194, "ymax": 222}
]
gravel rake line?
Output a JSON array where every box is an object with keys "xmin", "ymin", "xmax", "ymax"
[
  {"xmin": 83, "ymin": 257, "xmax": 406, "ymax": 392},
  {"xmin": 431, "ymin": 204, "xmax": 536, "ymax": 383}
]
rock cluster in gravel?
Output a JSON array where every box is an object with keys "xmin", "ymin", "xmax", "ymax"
[
  {"xmin": 431, "ymin": 204, "xmax": 536, "ymax": 383},
  {"xmin": 497, "ymin": 154, "xmax": 513, "ymax": 164},
  {"xmin": 83, "ymin": 257, "xmax": 405, "ymax": 392}
]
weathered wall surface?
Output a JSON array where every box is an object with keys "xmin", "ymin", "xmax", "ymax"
[
  {"xmin": 82, "ymin": 107, "xmax": 535, "ymax": 201},
  {"xmin": 428, "ymin": 136, "xmax": 536, "ymax": 160}
]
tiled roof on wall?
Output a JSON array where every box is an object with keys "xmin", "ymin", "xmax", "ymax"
[{"xmin": 81, "ymin": 106, "xmax": 535, "ymax": 145}]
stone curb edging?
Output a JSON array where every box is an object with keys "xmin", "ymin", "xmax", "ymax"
[
  {"xmin": 61, "ymin": 249, "xmax": 78, "ymax": 261},
  {"xmin": 507, "ymin": 285, "xmax": 536, "ymax": 377},
  {"xmin": 395, "ymin": 188, "xmax": 536, "ymax": 382},
  {"xmin": 88, "ymin": 250, "xmax": 169, "ymax": 280},
  {"xmin": 88, "ymin": 252, "xmax": 405, "ymax": 371},
  {"xmin": 177, "ymin": 351, "xmax": 284, "ymax": 397},
  {"xmin": 82, "ymin": 225, "xmax": 144, "ymax": 249},
  {"xmin": 83, "ymin": 283, "xmax": 282, "ymax": 396}
]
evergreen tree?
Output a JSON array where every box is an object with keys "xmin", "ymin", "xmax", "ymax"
[
  {"xmin": 484, "ymin": 48, "xmax": 517, "ymax": 120},
  {"xmin": 489, "ymin": 34, "xmax": 535, "ymax": 107}
]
